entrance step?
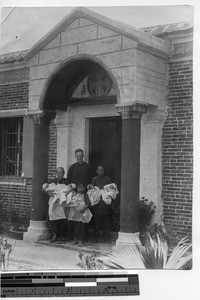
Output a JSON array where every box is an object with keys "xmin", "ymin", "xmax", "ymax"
[{"xmin": 39, "ymin": 240, "xmax": 114, "ymax": 255}]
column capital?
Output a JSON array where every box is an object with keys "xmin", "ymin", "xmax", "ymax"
[
  {"xmin": 115, "ymin": 103, "xmax": 149, "ymax": 119},
  {"xmin": 29, "ymin": 110, "xmax": 56, "ymax": 125}
]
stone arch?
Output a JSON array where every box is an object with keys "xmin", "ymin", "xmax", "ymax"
[{"xmin": 39, "ymin": 54, "xmax": 121, "ymax": 111}]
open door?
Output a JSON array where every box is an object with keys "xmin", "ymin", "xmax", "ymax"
[{"xmin": 89, "ymin": 117, "xmax": 122, "ymax": 232}]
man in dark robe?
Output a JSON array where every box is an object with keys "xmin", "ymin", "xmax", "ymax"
[{"xmin": 66, "ymin": 149, "xmax": 93, "ymax": 189}]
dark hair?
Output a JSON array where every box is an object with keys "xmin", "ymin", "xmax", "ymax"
[
  {"xmin": 57, "ymin": 167, "xmax": 65, "ymax": 174},
  {"xmin": 75, "ymin": 148, "xmax": 84, "ymax": 154},
  {"xmin": 76, "ymin": 183, "xmax": 85, "ymax": 192},
  {"xmin": 97, "ymin": 165, "xmax": 104, "ymax": 170}
]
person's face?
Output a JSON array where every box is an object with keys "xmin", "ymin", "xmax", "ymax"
[
  {"xmin": 97, "ymin": 166, "xmax": 104, "ymax": 177},
  {"xmin": 75, "ymin": 151, "xmax": 84, "ymax": 163},
  {"xmin": 57, "ymin": 168, "xmax": 64, "ymax": 180},
  {"xmin": 77, "ymin": 184, "xmax": 85, "ymax": 193}
]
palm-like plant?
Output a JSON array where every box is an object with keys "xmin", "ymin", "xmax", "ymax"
[{"xmin": 81, "ymin": 234, "xmax": 192, "ymax": 270}]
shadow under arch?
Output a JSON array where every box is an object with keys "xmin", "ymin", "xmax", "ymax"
[{"xmin": 40, "ymin": 54, "xmax": 121, "ymax": 112}]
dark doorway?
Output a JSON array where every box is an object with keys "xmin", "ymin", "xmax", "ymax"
[
  {"xmin": 89, "ymin": 117, "xmax": 122, "ymax": 232},
  {"xmin": 89, "ymin": 117, "xmax": 122, "ymax": 186}
]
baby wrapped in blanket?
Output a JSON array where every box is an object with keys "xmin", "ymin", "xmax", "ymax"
[
  {"xmin": 42, "ymin": 182, "xmax": 76, "ymax": 220},
  {"xmin": 66, "ymin": 190, "xmax": 92, "ymax": 223},
  {"xmin": 87, "ymin": 183, "xmax": 119, "ymax": 206}
]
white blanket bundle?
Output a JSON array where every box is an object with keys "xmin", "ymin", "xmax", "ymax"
[{"xmin": 87, "ymin": 183, "xmax": 119, "ymax": 206}]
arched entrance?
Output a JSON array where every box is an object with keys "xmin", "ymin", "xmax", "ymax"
[
  {"xmin": 23, "ymin": 57, "xmax": 122, "ymax": 243},
  {"xmin": 40, "ymin": 56, "xmax": 120, "ymax": 111},
  {"xmin": 44, "ymin": 58, "xmax": 122, "ymax": 234},
  {"xmin": 24, "ymin": 56, "xmax": 148, "ymax": 244}
]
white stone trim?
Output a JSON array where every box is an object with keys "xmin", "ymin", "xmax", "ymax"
[
  {"xmin": 0, "ymin": 181, "xmax": 26, "ymax": 186},
  {"xmin": 0, "ymin": 61, "xmax": 27, "ymax": 72},
  {"xmin": 0, "ymin": 109, "xmax": 28, "ymax": 118},
  {"xmin": 140, "ymin": 108, "xmax": 165, "ymax": 224},
  {"xmin": 54, "ymin": 110, "xmax": 74, "ymax": 174}
]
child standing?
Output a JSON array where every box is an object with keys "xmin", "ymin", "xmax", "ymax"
[
  {"xmin": 67, "ymin": 183, "xmax": 92, "ymax": 247},
  {"xmin": 43, "ymin": 167, "xmax": 71, "ymax": 243}
]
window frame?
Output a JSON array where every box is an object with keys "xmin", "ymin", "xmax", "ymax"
[{"xmin": 0, "ymin": 117, "xmax": 23, "ymax": 178}]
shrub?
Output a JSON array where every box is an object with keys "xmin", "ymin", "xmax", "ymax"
[
  {"xmin": 78, "ymin": 233, "xmax": 192, "ymax": 270},
  {"xmin": 9, "ymin": 207, "xmax": 30, "ymax": 231},
  {"xmin": 139, "ymin": 197, "xmax": 156, "ymax": 233},
  {"xmin": 0, "ymin": 194, "xmax": 7, "ymax": 233},
  {"xmin": 0, "ymin": 236, "xmax": 15, "ymax": 271}
]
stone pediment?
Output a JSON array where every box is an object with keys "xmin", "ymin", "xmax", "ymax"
[{"xmin": 25, "ymin": 7, "xmax": 170, "ymax": 61}]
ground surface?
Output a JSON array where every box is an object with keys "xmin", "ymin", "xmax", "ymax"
[
  {"xmin": 2, "ymin": 237, "xmax": 113, "ymax": 271},
  {"xmin": 4, "ymin": 238, "xmax": 81, "ymax": 271}
]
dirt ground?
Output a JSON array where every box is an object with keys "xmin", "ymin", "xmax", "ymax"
[{"xmin": 4, "ymin": 237, "xmax": 82, "ymax": 271}]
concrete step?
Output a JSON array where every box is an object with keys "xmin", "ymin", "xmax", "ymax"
[{"xmin": 39, "ymin": 240, "xmax": 115, "ymax": 255}]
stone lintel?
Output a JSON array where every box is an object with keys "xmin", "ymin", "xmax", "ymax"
[{"xmin": 116, "ymin": 102, "xmax": 149, "ymax": 119}]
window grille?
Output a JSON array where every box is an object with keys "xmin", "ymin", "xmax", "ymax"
[{"xmin": 0, "ymin": 118, "xmax": 23, "ymax": 177}]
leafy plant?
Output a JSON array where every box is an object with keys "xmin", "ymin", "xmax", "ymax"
[
  {"xmin": 109, "ymin": 197, "xmax": 156, "ymax": 233},
  {"xmin": 0, "ymin": 194, "xmax": 7, "ymax": 233},
  {"xmin": 0, "ymin": 236, "xmax": 15, "ymax": 271},
  {"xmin": 9, "ymin": 208, "xmax": 22, "ymax": 230},
  {"xmin": 9, "ymin": 207, "xmax": 29, "ymax": 231},
  {"xmin": 139, "ymin": 197, "xmax": 156, "ymax": 233},
  {"xmin": 148, "ymin": 223, "xmax": 169, "ymax": 243},
  {"xmin": 78, "ymin": 233, "xmax": 192, "ymax": 270},
  {"xmin": 77, "ymin": 252, "xmax": 107, "ymax": 270}
]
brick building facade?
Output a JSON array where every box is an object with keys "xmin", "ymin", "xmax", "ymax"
[{"xmin": 0, "ymin": 8, "xmax": 193, "ymax": 243}]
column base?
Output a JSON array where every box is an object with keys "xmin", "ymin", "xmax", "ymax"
[
  {"xmin": 115, "ymin": 231, "xmax": 141, "ymax": 246},
  {"xmin": 23, "ymin": 220, "xmax": 51, "ymax": 243}
]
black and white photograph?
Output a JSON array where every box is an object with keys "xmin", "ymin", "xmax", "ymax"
[{"xmin": 0, "ymin": 1, "xmax": 196, "ymax": 288}]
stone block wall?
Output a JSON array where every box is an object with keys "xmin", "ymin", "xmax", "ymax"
[{"xmin": 28, "ymin": 17, "xmax": 167, "ymax": 110}]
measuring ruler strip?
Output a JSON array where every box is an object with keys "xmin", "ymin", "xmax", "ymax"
[
  {"xmin": 1, "ymin": 272, "xmax": 139, "ymax": 297},
  {"xmin": 1, "ymin": 285, "xmax": 140, "ymax": 297}
]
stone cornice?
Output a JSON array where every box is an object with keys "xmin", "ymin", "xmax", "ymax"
[{"xmin": 0, "ymin": 61, "xmax": 28, "ymax": 72}]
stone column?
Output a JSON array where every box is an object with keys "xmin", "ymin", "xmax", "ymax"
[
  {"xmin": 24, "ymin": 110, "xmax": 55, "ymax": 243},
  {"xmin": 54, "ymin": 110, "xmax": 74, "ymax": 174},
  {"xmin": 140, "ymin": 109, "xmax": 166, "ymax": 224},
  {"xmin": 115, "ymin": 103, "xmax": 148, "ymax": 245}
]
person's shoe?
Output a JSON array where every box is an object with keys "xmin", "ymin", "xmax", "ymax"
[
  {"xmin": 72, "ymin": 239, "xmax": 78, "ymax": 245},
  {"xmin": 79, "ymin": 241, "xmax": 83, "ymax": 247},
  {"xmin": 49, "ymin": 238, "xmax": 58, "ymax": 243},
  {"xmin": 107, "ymin": 240, "xmax": 113, "ymax": 244}
]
